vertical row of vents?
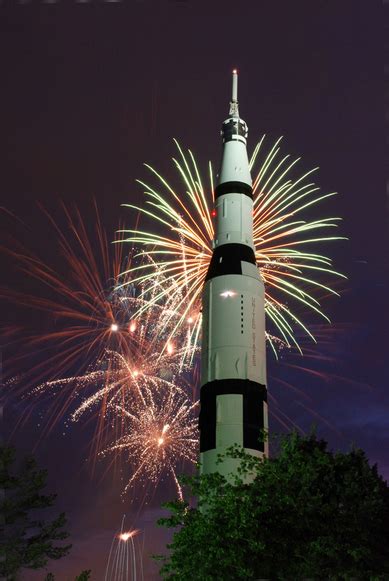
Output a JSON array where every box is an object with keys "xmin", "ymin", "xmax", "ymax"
[{"xmin": 241, "ymin": 294, "xmax": 244, "ymax": 333}]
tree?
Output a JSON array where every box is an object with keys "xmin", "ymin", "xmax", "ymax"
[
  {"xmin": 156, "ymin": 432, "xmax": 389, "ymax": 580},
  {"xmin": 0, "ymin": 446, "xmax": 71, "ymax": 580},
  {"xmin": 44, "ymin": 570, "xmax": 91, "ymax": 580},
  {"xmin": 74, "ymin": 571, "xmax": 92, "ymax": 581}
]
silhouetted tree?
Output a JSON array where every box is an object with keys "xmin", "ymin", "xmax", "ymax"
[
  {"xmin": 0, "ymin": 446, "xmax": 71, "ymax": 580},
  {"xmin": 74, "ymin": 570, "xmax": 92, "ymax": 581},
  {"xmin": 44, "ymin": 570, "xmax": 91, "ymax": 580},
  {"xmin": 157, "ymin": 432, "xmax": 389, "ymax": 580}
]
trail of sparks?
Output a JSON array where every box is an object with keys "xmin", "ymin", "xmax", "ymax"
[
  {"xmin": 120, "ymin": 137, "xmax": 346, "ymax": 355},
  {"xmin": 1, "ymin": 204, "xmax": 199, "ymax": 495},
  {"xmin": 0, "ymin": 138, "xmax": 347, "ymax": 497},
  {"xmin": 105, "ymin": 516, "xmax": 143, "ymax": 581},
  {"xmin": 100, "ymin": 381, "xmax": 198, "ymax": 500},
  {"xmin": 1, "ymin": 205, "xmax": 197, "ymax": 417}
]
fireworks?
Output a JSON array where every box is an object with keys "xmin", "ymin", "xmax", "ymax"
[
  {"xmin": 100, "ymin": 380, "xmax": 198, "ymax": 500},
  {"xmin": 105, "ymin": 517, "xmax": 143, "ymax": 581},
  {"xmin": 120, "ymin": 137, "xmax": 345, "ymax": 355},
  {"xmin": 31, "ymin": 341, "xmax": 197, "ymax": 498},
  {"xmin": 1, "ymin": 205, "xmax": 196, "ymax": 413},
  {"xmin": 32, "ymin": 346, "xmax": 181, "ymax": 418},
  {"xmin": 1, "ymin": 204, "xmax": 198, "ymax": 496},
  {"xmin": 1, "ymin": 203, "xmax": 132, "ymax": 390},
  {"xmin": 1, "ymin": 134, "xmax": 346, "ymax": 499}
]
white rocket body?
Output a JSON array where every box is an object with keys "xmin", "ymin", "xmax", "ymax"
[{"xmin": 199, "ymin": 72, "xmax": 268, "ymax": 477}]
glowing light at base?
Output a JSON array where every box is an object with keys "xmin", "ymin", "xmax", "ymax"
[
  {"xmin": 119, "ymin": 530, "xmax": 139, "ymax": 542},
  {"xmin": 105, "ymin": 517, "xmax": 143, "ymax": 581}
]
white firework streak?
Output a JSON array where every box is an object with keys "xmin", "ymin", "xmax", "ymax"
[
  {"xmin": 100, "ymin": 383, "xmax": 198, "ymax": 500},
  {"xmin": 120, "ymin": 137, "xmax": 346, "ymax": 357}
]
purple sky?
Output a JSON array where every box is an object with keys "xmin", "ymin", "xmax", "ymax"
[{"xmin": 0, "ymin": 1, "xmax": 386, "ymax": 579}]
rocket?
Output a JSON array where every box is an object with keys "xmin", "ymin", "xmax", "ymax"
[{"xmin": 199, "ymin": 70, "xmax": 268, "ymax": 477}]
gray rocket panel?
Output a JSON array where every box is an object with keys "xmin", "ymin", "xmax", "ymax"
[{"xmin": 201, "ymin": 273, "xmax": 266, "ymax": 386}]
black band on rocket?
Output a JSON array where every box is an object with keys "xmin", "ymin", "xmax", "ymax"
[
  {"xmin": 215, "ymin": 181, "xmax": 253, "ymax": 199},
  {"xmin": 222, "ymin": 118, "xmax": 248, "ymax": 142},
  {"xmin": 205, "ymin": 243, "xmax": 256, "ymax": 281},
  {"xmin": 199, "ymin": 379, "xmax": 267, "ymax": 453}
]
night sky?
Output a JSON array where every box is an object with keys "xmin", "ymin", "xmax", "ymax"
[{"xmin": 0, "ymin": 1, "xmax": 386, "ymax": 579}]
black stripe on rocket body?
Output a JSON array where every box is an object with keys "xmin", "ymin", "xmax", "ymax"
[
  {"xmin": 205, "ymin": 243, "xmax": 256, "ymax": 281},
  {"xmin": 222, "ymin": 117, "xmax": 248, "ymax": 142},
  {"xmin": 199, "ymin": 379, "xmax": 267, "ymax": 453},
  {"xmin": 215, "ymin": 180, "xmax": 252, "ymax": 199}
]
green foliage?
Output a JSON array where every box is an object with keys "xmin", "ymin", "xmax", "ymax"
[
  {"xmin": 0, "ymin": 446, "xmax": 71, "ymax": 579},
  {"xmin": 156, "ymin": 432, "xmax": 389, "ymax": 580},
  {"xmin": 43, "ymin": 570, "xmax": 92, "ymax": 581},
  {"xmin": 43, "ymin": 571, "xmax": 91, "ymax": 580},
  {"xmin": 74, "ymin": 570, "xmax": 92, "ymax": 581}
]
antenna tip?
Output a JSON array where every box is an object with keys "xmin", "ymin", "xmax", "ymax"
[{"xmin": 229, "ymin": 69, "xmax": 239, "ymax": 117}]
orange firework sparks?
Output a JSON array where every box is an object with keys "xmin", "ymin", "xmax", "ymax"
[
  {"xmin": 0, "ymin": 204, "xmax": 197, "ymax": 450},
  {"xmin": 100, "ymin": 382, "xmax": 198, "ymax": 501},
  {"xmin": 106, "ymin": 516, "xmax": 143, "ymax": 581}
]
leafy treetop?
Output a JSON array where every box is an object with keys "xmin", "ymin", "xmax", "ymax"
[
  {"xmin": 156, "ymin": 431, "xmax": 389, "ymax": 580},
  {"xmin": 0, "ymin": 446, "xmax": 71, "ymax": 580}
]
